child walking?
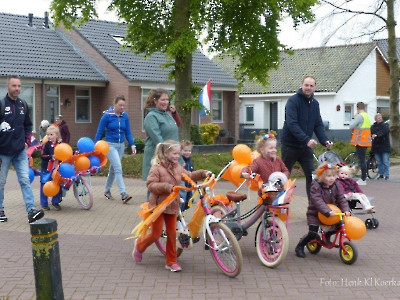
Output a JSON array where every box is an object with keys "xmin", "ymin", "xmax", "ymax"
[
  {"xmin": 133, "ymin": 140, "xmax": 210, "ymax": 272},
  {"xmin": 295, "ymin": 162, "xmax": 350, "ymax": 258},
  {"xmin": 337, "ymin": 165, "xmax": 375, "ymax": 212},
  {"xmin": 179, "ymin": 140, "xmax": 194, "ymax": 212},
  {"xmin": 40, "ymin": 125, "xmax": 63, "ymax": 211},
  {"xmin": 241, "ymin": 133, "xmax": 290, "ymax": 182}
]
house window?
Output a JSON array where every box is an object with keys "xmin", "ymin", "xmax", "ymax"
[
  {"xmin": 211, "ymin": 91, "xmax": 223, "ymax": 123},
  {"xmin": 344, "ymin": 104, "xmax": 354, "ymax": 124},
  {"xmin": 76, "ymin": 88, "xmax": 91, "ymax": 122},
  {"xmin": 245, "ymin": 106, "xmax": 254, "ymax": 123},
  {"xmin": 47, "ymin": 86, "xmax": 59, "ymax": 123}
]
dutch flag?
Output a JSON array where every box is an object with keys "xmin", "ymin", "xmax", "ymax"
[{"xmin": 199, "ymin": 80, "xmax": 211, "ymax": 117}]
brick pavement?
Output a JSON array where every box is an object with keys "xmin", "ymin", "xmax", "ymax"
[{"xmin": 1, "ymin": 165, "xmax": 400, "ymax": 299}]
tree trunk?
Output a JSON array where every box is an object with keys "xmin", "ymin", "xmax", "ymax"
[
  {"xmin": 174, "ymin": 0, "xmax": 192, "ymax": 140},
  {"xmin": 387, "ymin": 0, "xmax": 400, "ymax": 152}
]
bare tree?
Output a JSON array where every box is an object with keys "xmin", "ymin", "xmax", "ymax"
[{"xmin": 315, "ymin": 0, "xmax": 399, "ymax": 152}]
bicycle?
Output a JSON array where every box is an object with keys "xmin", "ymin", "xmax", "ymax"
[
  {"xmin": 343, "ymin": 150, "xmax": 378, "ymax": 179},
  {"xmin": 133, "ymin": 174, "xmax": 243, "ymax": 278},
  {"xmin": 306, "ymin": 212, "xmax": 359, "ymax": 265},
  {"xmin": 209, "ymin": 167, "xmax": 295, "ymax": 268},
  {"xmin": 52, "ymin": 165, "xmax": 94, "ymax": 210}
]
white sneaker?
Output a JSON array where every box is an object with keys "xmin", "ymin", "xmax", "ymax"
[{"xmin": 357, "ymin": 179, "xmax": 367, "ymax": 186}]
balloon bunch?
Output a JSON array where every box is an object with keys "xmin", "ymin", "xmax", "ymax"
[
  {"xmin": 42, "ymin": 138, "xmax": 109, "ymax": 197},
  {"xmin": 221, "ymin": 144, "xmax": 259, "ymax": 190}
]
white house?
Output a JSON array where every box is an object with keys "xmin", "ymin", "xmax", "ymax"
[{"xmin": 215, "ymin": 42, "xmax": 396, "ymax": 141}]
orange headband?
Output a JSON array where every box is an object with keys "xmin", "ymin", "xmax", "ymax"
[{"xmin": 316, "ymin": 163, "xmax": 338, "ymax": 177}]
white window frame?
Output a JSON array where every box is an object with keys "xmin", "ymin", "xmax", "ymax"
[
  {"xmin": 344, "ymin": 103, "xmax": 354, "ymax": 125},
  {"xmin": 75, "ymin": 87, "xmax": 91, "ymax": 123},
  {"xmin": 245, "ymin": 105, "xmax": 254, "ymax": 124},
  {"xmin": 211, "ymin": 91, "xmax": 223, "ymax": 123}
]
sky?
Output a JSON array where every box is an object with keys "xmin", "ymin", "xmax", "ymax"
[{"xmin": 1, "ymin": 0, "xmax": 397, "ymax": 50}]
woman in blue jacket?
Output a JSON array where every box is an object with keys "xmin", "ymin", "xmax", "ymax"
[{"xmin": 95, "ymin": 95, "xmax": 136, "ymax": 203}]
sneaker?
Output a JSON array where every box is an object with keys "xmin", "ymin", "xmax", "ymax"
[
  {"xmin": 28, "ymin": 208, "xmax": 44, "ymax": 223},
  {"xmin": 0, "ymin": 210, "xmax": 7, "ymax": 222},
  {"xmin": 357, "ymin": 179, "xmax": 367, "ymax": 186},
  {"xmin": 52, "ymin": 204, "xmax": 61, "ymax": 211},
  {"xmin": 377, "ymin": 175, "xmax": 384, "ymax": 180},
  {"xmin": 41, "ymin": 206, "xmax": 50, "ymax": 211},
  {"xmin": 132, "ymin": 239, "xmax": 142, "ymax": 263},
  {"xmin": 385, "ymin": 176, "xmax": 389, "ymax": 180},
  {"xmin": 121, "ymin": 192, "xmax": 132, "ymax": 204},
  {"xmin": 104, "ymin": 191, "xmax": 114, "ymax": 200},
  {"xmin": 165, "ymin": 263, "xmax": 182, "ymax": 272}
]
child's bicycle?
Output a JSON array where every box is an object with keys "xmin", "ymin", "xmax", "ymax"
[
  {"xmin": 60, "ymin": 170, "xmax": 94, "ymax": 210},
  {"xmin": 136, "ymin": 173, "xmax": 243, "ymax": 278},
  {"xmin": 306, "ymin": 212, "xmax": 358, "ymax": 265},
  {"xmin": 208, "ymin": 166, "xmax": 296, "ymax": 268}
]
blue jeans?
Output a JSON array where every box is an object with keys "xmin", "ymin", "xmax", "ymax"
[
  {"xmin": 374, "ymin": 152, "xmax": 390, "ymax": 177},
  {"xmin": 105, "ymin": 142, "xmax": 126, "ymax": 194},
  {"xmin": 0, "ymin": 149, "xmax": 36, "ymax": 212}
]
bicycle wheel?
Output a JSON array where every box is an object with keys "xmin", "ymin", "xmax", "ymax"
[
  {"xmin": 367, "ymin": 156, "xmax": 379, "ymax": 179},
  {"xmin": 339, "ymin": 241, "xmax": 358, "ymax": 265},
  {"xmin": 73, "ymin": 176, "xmax": 93, "ymax": 210},
  {"xmin": 155, "ymin": 230, "xmax": 183, "ymax": 257},
  {"xmin": 207, "ymin": 222, "xmax": 242, "ymax": 278},
  {"xmin": 255, "ymin": 216, "xmax": 289, "ymax": 268},
  {"xmin": 343, "ymin": 152, "xmax": 360, "ymax": 177}
]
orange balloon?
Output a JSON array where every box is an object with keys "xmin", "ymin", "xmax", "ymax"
[
  {"xmin": 42, "ymin": 136, "xmax": 48, "ymax": 145},
  {"xmin": 318, "ymin": 204, "xmax": 341, "ymax": 225},
  {"xmin": 95, "ymin": 140, "xmax": 109, "ymax": 155},
  {"xmin": 344, "ymin": 216, "xmax": 366, "ymax": 240},
  {"xmin": 29, "ymin": 157, "xmax": 33, "ymax": 167},
  {"xmin": 231, "ymin": 163, "xmax": 247, "ymax": 186},
  {"xmin": 221, "ymin": 161, "xmax": 236, "ymax": 184},
  {"xmin": 54, "ymin": 143, "xmax": 73, "ymax": 161},
  {"xmin": 75, "ymin": 156, "xmax": 90, "ymax": 171},
  {"xmin": 232, "ymin": 144, "xmax": 252, "ymax": 165},
  {"xmin": 43, "ymin": 181, "xmax": 60, "ymax": 197}
]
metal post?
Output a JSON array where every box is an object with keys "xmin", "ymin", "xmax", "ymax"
[{"xmin": 30, "ymin": 219, "xmax": 64, "ymax": 300}]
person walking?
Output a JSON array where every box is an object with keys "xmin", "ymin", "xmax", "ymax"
[
  {"xmin": 371, "ymin": 113, "xmax": 391, "ymax": 180},
  {"xmin": 55, "ymin": 115, "xmax": 70, "ymax": 143},
  {"xmin": 349, "ymin": 102, "xmax": 372, "ymax": 185},
  {"xmin": 95, "ymin": 95, "xmax": 136, "ymax": 203},
  {"xmin": 0, "ymin": 75, "xmax": 44, "ymax": 223},
  {"xmin": 142, "ymin": 89, "xmax": 180, "ymax": 182},
  {"xmin": 280, "ymin": 75, "xmax": 332, "ymax": 201}
]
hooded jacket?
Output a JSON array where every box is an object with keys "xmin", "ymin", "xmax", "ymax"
[
  {"xmin": 371, "ymin": 121, "xmax": 391, "ymax": 153},
  {"xmin": 281, "ymin": 89, "xmax": 328, "ymax": 149}
]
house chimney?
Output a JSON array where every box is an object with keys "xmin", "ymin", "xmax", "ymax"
[
  {"xmin": 28, "ymin": 13, "xmax": 33, "ymax": 27},
  {"xmin": 44, "ymin": 11, "xmax": 49, "ymax": 28}
]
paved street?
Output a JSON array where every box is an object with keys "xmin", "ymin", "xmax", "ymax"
[{"xmin": 1, "ymin": 164, "xmax": 400, "ymax": 299}]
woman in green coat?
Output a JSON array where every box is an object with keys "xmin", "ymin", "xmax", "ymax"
[{"xmin": 142, "ymin": 89, "xmax": 179, "ymax": 181}]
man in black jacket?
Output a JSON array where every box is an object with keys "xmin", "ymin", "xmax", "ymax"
[
  {"xmin": 0, "ymin": 75, "xmax": 44, "ymax": 223},
  {"xmin": 280, "ymin": 75, "xmax": 332, "ymax": 201}
]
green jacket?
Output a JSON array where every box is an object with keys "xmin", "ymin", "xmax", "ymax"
[{"xmin": 142, "ymin": 108, "xmax": 179, "ymax": 180}]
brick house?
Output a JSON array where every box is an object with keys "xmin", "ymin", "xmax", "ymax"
[{"xmin": 0, "ymin": 12, "xmax": 238, "ymax": 145}]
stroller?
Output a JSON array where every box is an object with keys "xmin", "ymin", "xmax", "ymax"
[{"xmin": 314, "ymin": 150, "xmax": 379, "ymax": 230}]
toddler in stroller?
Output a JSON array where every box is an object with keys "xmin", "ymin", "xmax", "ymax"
[{"xmin": 337, "ymin": 165, "xmax": 375, "ymax": 213}]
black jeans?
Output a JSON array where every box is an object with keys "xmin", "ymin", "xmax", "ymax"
[
  {"xmin": 281, "ymin": 144, "xmax": 314, "ymax": 201},
  {"xmin": 356, "ymin": 146, "xmax": 367, "ymax": 181}
]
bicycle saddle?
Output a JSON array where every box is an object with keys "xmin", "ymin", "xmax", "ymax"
[{"xmin": 226, "ymin": 191, "xmax": 247, "ymax": 202}]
